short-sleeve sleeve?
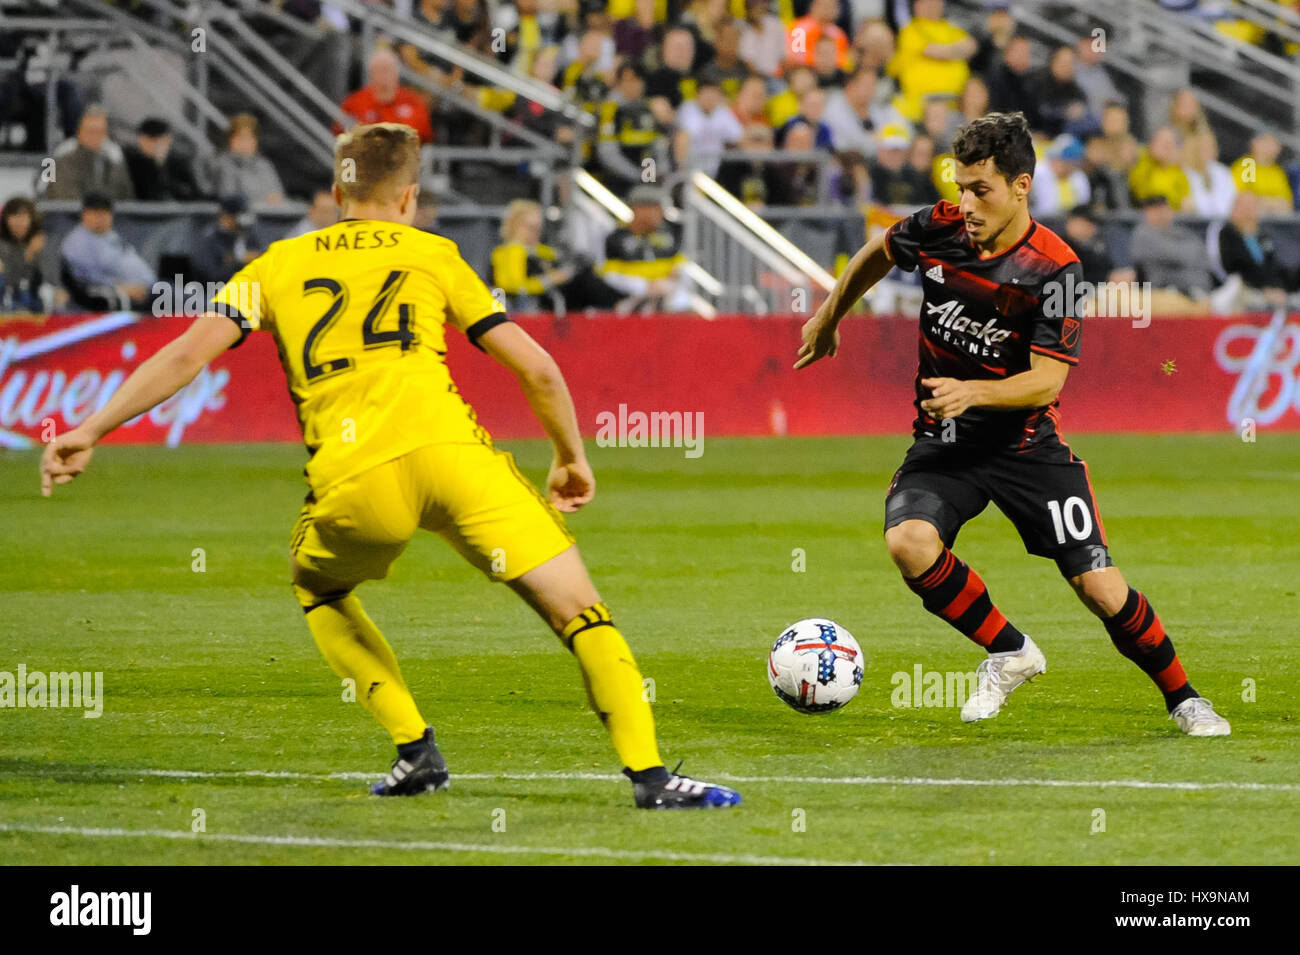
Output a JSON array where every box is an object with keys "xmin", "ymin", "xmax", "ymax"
[
  {"xmin": 441, "ymin": 249, "xmax": 509, "ymax": 349},
  {"xmin": 208, "ymin": 253, "xmax": 268, "ymax": 349},
  {"xmin": 885, "ymin": 201, "xmax": 960, "ymax": 273},
  {"xmin": 1030, "ymin": 261, "xmax": 1084, "ymax": 365}
]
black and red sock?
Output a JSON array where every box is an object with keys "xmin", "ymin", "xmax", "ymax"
[
  {"xmin": 906, "ymin": 549, "xmax": 1025, "ymax": 653},
  {"xmin": 1104, "ymin": 587, "xmax": 1197, "ymax": 711}
]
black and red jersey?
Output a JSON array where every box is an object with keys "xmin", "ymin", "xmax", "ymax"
[{"xmin": 885, "ymin": 200, "xmax": 1084, "ymax": 450}]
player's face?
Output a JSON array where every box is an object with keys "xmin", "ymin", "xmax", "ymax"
[{"xmin": 954, "ymin": 158, "xmax": 1028, "ymax": 247}]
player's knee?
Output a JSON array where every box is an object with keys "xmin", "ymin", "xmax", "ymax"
[
  {"xmin": 885, "ymin": 520, "xmax": 943, "ymax": 576},
  {"xmin": 289, "ymin": 555, "xmax": 355, "ymax": 610},
  {"xmin": 1069, "ymin": 567, "xmax": 1127, "ymax": 617}
]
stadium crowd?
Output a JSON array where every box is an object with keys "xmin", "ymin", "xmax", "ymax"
[{"xmin": 3, "ymin": 0, "xmax": 1300, "ymax": 314}]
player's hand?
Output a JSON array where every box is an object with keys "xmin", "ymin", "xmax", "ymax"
[
  {"xmin": 547, "ymin": 456, "xmax": 595, "ymax": 513},
  {"xmin": 920, "ymin": 377, "xmax": 983, "ymax": 419},
  {"xmin": 40, "ymin": 427, "xmax": 96, "ymax": 498},
  {"xmin": 795, "ymin": 313, "xmax": 840, "ymax": 369}
]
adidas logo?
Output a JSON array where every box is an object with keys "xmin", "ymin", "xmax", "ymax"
[{"xmin": 926, "ymin": 264, "xmax": 945, "ymax": 283}]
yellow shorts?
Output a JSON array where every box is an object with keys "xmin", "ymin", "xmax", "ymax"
[{"xmin": 290, "ymin": 442, "xmax": 575, "ymax": 585}]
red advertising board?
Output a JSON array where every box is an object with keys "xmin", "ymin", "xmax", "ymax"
[{"xmin": 1, "ymin": 311, "xmax": 1297, "ymax": 449}]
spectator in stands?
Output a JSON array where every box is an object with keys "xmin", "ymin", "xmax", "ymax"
[
  {"xmin": 1082, "ymin": 134, "xmax": 1128, "ymax": 212},
  {"xmin": 887, "ymin": 0, "xmax": 974, "ymax": 122},
  {"xmin": 1184, "ymin": 131, "xmax": 1236, "ymax": 219},
  {"xmin": 645, "ymin": 27, "xmax": 696, "ymax": 109},
  {"xmin": 678, "ymin": 71, "xmax": 744, "ymax": 176},
  {"xmin": 869, "ymin": 124, "xmax": 931, "ymax": 205},
  {"xmin": 505, "ymin": 46, "xmax": 576, "ymax": 146},
  {"xmin": 399, "ymin": 0, "xmax": 463, "ymax": 93},
  {"xmin": 824, "ymin": 67, "xmax": 893, "ymax": 156},
  {"xmin": 768, "ymin": 121, "xmax": 822, "ymax": 206},
  {"xmin": 340, "ymin": 48, "xmax": 435, "ymax": 144},
  {"xmin": 0, "ymin": 196, "xmax": 45, "ymax": 310},
  {"xmin": 957, "ymin": 75, "xmax": 989, "ymax": 124},
  {"xmin": 678, "ymin": 0, "xmax": 727, "ymax": 71},
  {"xmin": 1168, "ymin": 88, "xmax": 1211, "ymax": 158},
  {"xmin": 921, "ymin": 95, "xmax": 957, "ymax": 153},
  {"xmin": 969, "ymin": 4, "xmax": 1014, "ymax": 78},
  {"xmin": 599, "ymin": 185, "xmax": 690, "ymax": 311},
  {"xmin": 1232, "ymin": 132, "xmax": 1293, "ymax": 214},
  {"xmin": 1130, "ymin": 194, "xmax": 1212, "ymax": 301},
  {"xmin": 739, "ymin": 0, "xmax": 788, "ymax": 78},
  {"xmin": 191, "ymin": 195, "xmax": 267, "ymax": 286},
  {"xmin": 731, "ymin": 74, "xmax": 770, "ymax": 130},
  {"xmin": 1062, "ymin": 205, "xmax": 1126, "ymax": 285},
  {"xmin": 493, "ymin": 199, "xmax": 626, "ymax": 311},
  {"xmin": 813, "ymin": 35, "xmax": 850, "ymax": 90},
  {"xmin": 1072, "ymin": 35, "xmax": 1123, "ymax": 120},
  {"xmin": 560, "ymin": 7, "xmax": 618, "ymax": 79},
  {"xmin": 60, "ymin": 193, "xmax": 156, "ymax": 310},
  {"xmin": 1212, "ymin": 190, "xmax": 1294, "ymax": 305},
  {"xmin": 286, "ymin": 188, "xmax": 339, "ymax": 238},
  {"xmin": 767, "ymin": 65, "xmax": 817, "ymax": 128},
  {"xmin": 906, "ymin": 133, "xmax": 942, "ymax": 205},
  {"xmin": 598, "ymin": 63, "xmax": 668, "ymax": 196},
  {"xmin": 1130, "ymin": 127, "xmax": 1191, "ymax": 211},
  {"xmin": 446, "ymin": 0, "xmax": 493, "ymax": 54},
  {"xmin": 1031, "ymin": 134, "xmax": 1090, "ymax": 217},
  {"xmin": 985, "ymin": 35, "xmax": 1040, "ymax": 130},
  {"xmin": 1096, "ymin": 100, "xmax": 1138, "ymax": 171},
  {"xmin": 787, "ymin": 0, "xmax": 850, "ymax": 71},
  {"xmin": 44, "ymin": 106, "xmax": 135, "ymax": 203},
  {"xmin": 710, "ymin": 19, "xmax": 750, "ymax": 99},
  {"xmin": 495, "ymin": 0, "xmax": 553, "ymax": 75},
  {"xmin": 562, "ymin": 30, "xmax": 613, "ymax": 118},
  {"xmin": 716, "ymin": 123, "xmax": 780, "ymax": 208},
  {"xmin": 1035, "ymin": 46, "xmax": 1090, "ymax": 139},
  {"xmin": 829, "ymin": 149, "xmax": 871, "ymax": 205},
  {"xmin": 210, "ymin": 114, "xmax": 286, "ymax": 207},
  {"xmin": 777, "ymin": 86, "xmax": 833, "ymax": 149},
  {"xmin": 853, "ymin": 18, "xmax": 896, "ymax": 80},
  {"xmin": 124, "ymin": 118, "xmax": 203, "ymax": 202},
  {"xmin": 613, "ymin": 0, "xmax": 662, "ymax": 62}
]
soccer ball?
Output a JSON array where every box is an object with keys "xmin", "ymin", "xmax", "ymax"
[{"xmin": 767, "ymin": 618, "xmax": 863, "ymax": 714}]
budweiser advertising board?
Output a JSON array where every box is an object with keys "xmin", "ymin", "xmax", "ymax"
[{"xmin": 1, "ymin": 311, "xmax": 1296, "ymax": 449}]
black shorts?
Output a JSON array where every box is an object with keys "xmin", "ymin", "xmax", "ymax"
[{"xmin": 884, "ymin": 436, "xmax": 1112, "ymax": 579}]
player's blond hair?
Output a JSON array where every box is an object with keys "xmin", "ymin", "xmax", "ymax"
[{"xmin": 333, "ymin": 122, "xmax": 420, "ymax": 204}]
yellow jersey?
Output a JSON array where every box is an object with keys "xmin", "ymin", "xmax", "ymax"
[{"xmin": 209, "ymin": 219, "xmax": 507, "ymax": 493}]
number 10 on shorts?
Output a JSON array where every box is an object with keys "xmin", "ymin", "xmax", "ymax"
[{"xmin": 1047, "ymin": 496, "xmax": 1093, "ymax": 544}]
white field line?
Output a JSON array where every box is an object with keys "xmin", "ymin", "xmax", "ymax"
[
  {"xmin": 29, "ymin": 767, "xmax": 1300, "ymax": 793},
  {"xmin": 0, "ymin": 824, "xmax": 865, "ymax": 866}
]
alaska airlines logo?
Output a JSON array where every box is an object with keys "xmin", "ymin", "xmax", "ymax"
[{"xmin": 925, "ymin": 300, "xmax": 1014, "ymax": 350}]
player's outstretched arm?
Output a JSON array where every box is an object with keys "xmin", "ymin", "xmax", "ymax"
[
  {"xmin": 477, "ymin": 321, "xmax": 594, "ymax": 514},
  {"xmin": 921, "ymin": 353, "xmax": 1071, "ymax": 420},
  {"xmin": 795, "ymin": 231, "xmax": 895, "ymax": 370},
  {"xmin": 40, "ymin": 313, "xmax": 241, "ymax": 497}
]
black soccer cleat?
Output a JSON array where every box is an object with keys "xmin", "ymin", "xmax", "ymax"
[
  {"xmin": 369, "ymin": 726, "xmax": 450, "ymax": 796},
  {"xmin": 627, "ymin": 768, "xmax": 742, "ymax": 810}
]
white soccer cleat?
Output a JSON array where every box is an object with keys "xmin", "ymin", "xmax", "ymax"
[
  {"xmin": 1170, "ymin": 697, "xmax": 1231, "ymax": 736},
  {"xmin": 960, "ymin": 635, "xmax": 1047, "ymax": 723}
]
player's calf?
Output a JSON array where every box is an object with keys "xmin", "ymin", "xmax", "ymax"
[{"xmin": 1074, "ymin": 570, "xmax": 1230, "ymax": 735}]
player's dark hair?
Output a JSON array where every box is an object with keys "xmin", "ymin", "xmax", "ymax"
[{"xmin": 952, "ymin": 111, "xmax": 1036, "ymax": 183}]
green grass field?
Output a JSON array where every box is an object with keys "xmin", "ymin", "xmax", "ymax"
[{"xmin": 1, "ymin": 435, "xmax": 1297, "ymax": 865}]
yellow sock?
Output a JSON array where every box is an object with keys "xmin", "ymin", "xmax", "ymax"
[
  {"xmin": 561, "ymin": 603, "xmax": 663, "ymax": 772},
  {"xmin": 302, "ymin": 593, "xmax": 427, "ymax": 745}
]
